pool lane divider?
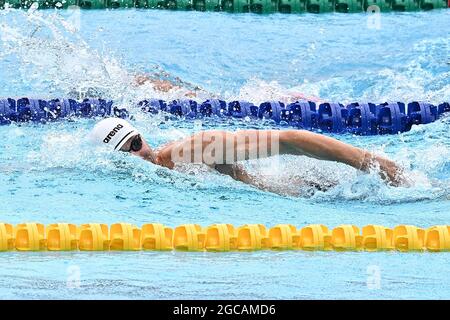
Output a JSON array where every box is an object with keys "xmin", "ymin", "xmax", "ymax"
[
  {"xmin": 1, "ymin": 98, "xmax": 449, "ymax": 135},
  {"xmin": 0, "ymin": 0, "xmax": 448, "ymax": 12},
  {"xmin": 1, "ymin": 222, "xmax": 450, "ymax": 252}
]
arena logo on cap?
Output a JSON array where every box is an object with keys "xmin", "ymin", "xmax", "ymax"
[{"xmin": 103, "ymin": 124, "xmax": 124, "ymax": 143}]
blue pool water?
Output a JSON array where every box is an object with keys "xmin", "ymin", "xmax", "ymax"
[{"xmin": 0, "ymin": 8, "xmax": 449, "ymax": 299}]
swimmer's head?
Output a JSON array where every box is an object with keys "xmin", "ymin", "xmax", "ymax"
[{"xmin": 90, "ymin": 118, "xmax": 154, "ymax": 161}]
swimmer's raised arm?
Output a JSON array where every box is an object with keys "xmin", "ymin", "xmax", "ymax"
[
  {"xmin": 168, "ymin": 129, "xmax": 405, "ymax": 186},
  {"xmin": 277, "ymin": 130, "xmax": 405, "ymax": 186}
]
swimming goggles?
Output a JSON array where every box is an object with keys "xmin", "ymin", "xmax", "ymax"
[{"xmin": 121, "ymin": 134, "xmax": 143, "ymax": 153}]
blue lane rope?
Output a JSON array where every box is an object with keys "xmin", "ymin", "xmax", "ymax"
[{"xmin": 0, "ymin": 97, "xmax": 449, "ymax": 135}]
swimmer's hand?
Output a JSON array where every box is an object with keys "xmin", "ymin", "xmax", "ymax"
[{"xmin": 362, "ymin": 153, "xmax": 411, "ymax": 187}]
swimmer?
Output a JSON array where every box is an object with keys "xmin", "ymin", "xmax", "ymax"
[
  {"xmin": 90, "ymin": 118, "xmax": 407, "ymax": 196},
  {"xmin": 134, "ymin": 74, "xmax": 322, "ymax": 102},
  {"xmin": 69, "ymin": 67, "xmax": 319, "ymax": 103}
]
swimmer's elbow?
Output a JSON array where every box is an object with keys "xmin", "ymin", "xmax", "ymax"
[{"xmin": 279, "ymin": 130, "xmax": 312, "ymax": 156}]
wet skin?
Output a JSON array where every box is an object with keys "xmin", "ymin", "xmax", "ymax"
[{"xmin": 119, "ymin": 130, "xmax": 407, "ymax": 196}]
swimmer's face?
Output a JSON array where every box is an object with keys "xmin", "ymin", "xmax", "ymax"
[{"xmin": 120, "ymin": 134, "xmax": 154, "ymax": 161}]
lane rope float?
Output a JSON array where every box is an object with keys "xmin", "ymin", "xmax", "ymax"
[
  {"xmin": 1, "ymin": 222, "xmax": 449, "ymax": 252},
  {"xmin": 1, "ymin": 97, "xmax": 449, "ymax": 135},
  {"xmin": 1, "ymin": 0, "xmax": 449, "ymax": 13}
]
